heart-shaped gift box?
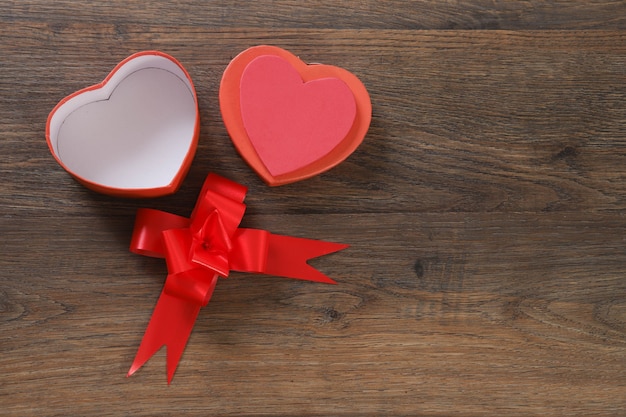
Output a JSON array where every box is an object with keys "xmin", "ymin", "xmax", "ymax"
[{"xmin": 46, "ymin": 51, "xmax": 199, "ymax": 197}]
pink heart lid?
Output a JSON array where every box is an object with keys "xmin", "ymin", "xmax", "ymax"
[
  {"xmin": 220, "ymin": 45, "xmax": 372, "ymax": 186},
  {"xmin": 46, "ymin": 51, "xmax": 199, "ymax": 197},
  {"xmin": 240, "ymin": 55, "xmax": 357, "ymax": 177}
]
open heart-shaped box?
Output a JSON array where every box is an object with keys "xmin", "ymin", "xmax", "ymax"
[{"xmin": 46, "ymin": 51, "xmax": 199, "ymax": 197}]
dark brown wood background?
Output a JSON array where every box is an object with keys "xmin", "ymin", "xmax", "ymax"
[{"xmin": 2, "ymin": 1, "xmax": 625, "ymax": 416}]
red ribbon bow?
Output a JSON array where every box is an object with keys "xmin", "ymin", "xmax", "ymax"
[{"xmin": 127, "ymin": 173, "xmax": 348, "ymax": 383}]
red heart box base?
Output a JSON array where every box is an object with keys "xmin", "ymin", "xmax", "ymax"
[{"xmin": 46, "ymin": 51, "xmax": 199, "ymax": 197}]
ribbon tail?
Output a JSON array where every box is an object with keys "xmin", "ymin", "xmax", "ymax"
[
  {"xmin": 127, "ymin": 280, "xmax": 216, "ymax": 383},
  {"xmin": 264, "ymin": 235, "xmax": 349, "ymax": 284}
]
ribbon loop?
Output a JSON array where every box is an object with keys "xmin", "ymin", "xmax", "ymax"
[
  {"xmin": 230, "ymin": 228, "xmax": 270, "ymax": 273},
  {"xmin": 190, "ymin": 209, "xmax": 232, "ymax": 277},
  {"xmin": 128, "ymin": 173, "xmax": 348, "ymax": 383}
]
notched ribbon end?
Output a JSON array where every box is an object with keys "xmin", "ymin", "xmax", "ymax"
[
  {"xmin": 126, "ymin": 344, "xmax": 181, "ymax": 385},
  {"xmin": 265, "ymin": 236, "xmax": 349, "ymax": 284}
]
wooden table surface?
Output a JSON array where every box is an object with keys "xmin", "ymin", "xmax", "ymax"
[{"xmin": 2, "ymin": 1, "xmax": 626, "ymax": 416}]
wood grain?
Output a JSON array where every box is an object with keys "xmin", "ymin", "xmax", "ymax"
[
  {"xmin": 1, "ymin": 2, "xmax": 625, "ymax": 416},
  {"xmin": 4, "ymin": 1, "xmax": 626, "ymax": 29}
]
